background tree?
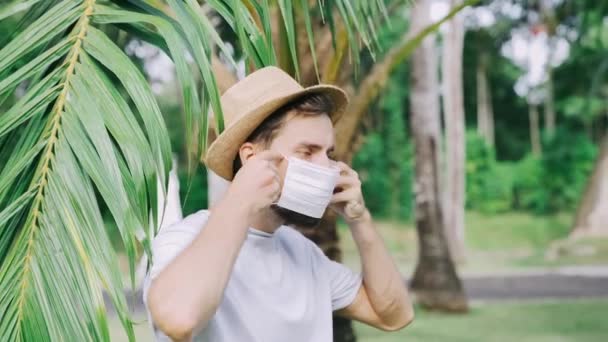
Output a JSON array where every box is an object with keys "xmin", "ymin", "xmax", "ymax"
[
  {"xmin": 409, "ymin": 0, "xmax": 468, "ymax": 312},
  {"xmin": 442, "ymin": 0, "xmax": 467, "ymax": 263}
]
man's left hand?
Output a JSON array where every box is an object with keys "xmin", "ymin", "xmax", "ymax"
[{"xmin": 330, "ymin": 162, "xmax": 369, "ymax": 224}]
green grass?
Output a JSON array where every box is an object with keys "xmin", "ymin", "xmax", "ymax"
[
  {"xmin": 109, "ymin": 300, "xmax": 608, "ymax": 341},
  {"xmin": 354, "ymin": 300, "xmax": 608, "ymax": 342},
  {"xmin": 465, "ymin": 211, "xmax": 571, "ymax": 251},
  {"xmin": 339, "ymin": 211, "xmax": 608, "ymax": 274}
]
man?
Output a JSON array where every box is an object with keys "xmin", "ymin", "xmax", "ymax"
[{"xmin": 144, "ymin": 66, "xmax": 414, "ymax": 341}]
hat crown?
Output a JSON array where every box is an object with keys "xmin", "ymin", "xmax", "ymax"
[{"xmin": 220, "ymin": 67, "xmax": 303, "ymax": 128}]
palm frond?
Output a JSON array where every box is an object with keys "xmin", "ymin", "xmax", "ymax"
[{"xmin": 0, "ymin": 0, "xmax": 42, "ymax": 22}]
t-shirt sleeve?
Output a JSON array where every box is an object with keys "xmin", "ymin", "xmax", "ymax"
[
  {"xmin": 142, "ymin": 210, "xmax": 210, "ymax": 307},
  {"xmin": 311, "ymin": 244, "xmax": 362, "ymax": 311}
]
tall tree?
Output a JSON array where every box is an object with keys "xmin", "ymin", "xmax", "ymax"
[
  {"xmin": 565, "ymin": 0, "xmax": 608, "ymax": 238},
  {"xmin": 539, "ymin": 0, "xmax": 557, "ymax": 136},
  {"xmin": 476, "ymin": 51, "xmax": 495, "ymax": 147},
  {"xmin": 409, "ymin": 0, "xmax": 468, "ymax": 312},
  {"xmin": 572, "ymin": 137, "xmax": 608, "ymax": 237},
  {"xmin": 529, "ymin": 103, "xmax": 542, "ymax": 156},
  {"xmin": 442, "ymin": 0, "xmax": 467, "ymax": 263}
]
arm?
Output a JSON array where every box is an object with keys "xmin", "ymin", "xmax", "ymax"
[
  {"xmin": 146, "ymin": 198, "xmax": 249, "ymax": 341},
  {"xmin": 146, "ymin": 151, "xmax": 284, "ymax": 341},
  {"xmin": 337, "ymin": 210, "xmax": 414, "ymax": 331},
  {"xmin": 330, "ymin": 162, "xmax": 414, "ymax": 331}
]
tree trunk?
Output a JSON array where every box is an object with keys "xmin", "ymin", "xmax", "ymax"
[
  {"xmin": 529, "ymin": 104, "xmax": 542, "ymax": 156},
  {"xmin": 571, "ymin": 136, "xmax": 608, "ymax": 237},
  {"xmin": 441, "ymin": 1, "xmax": 466, "ymax": 263},
  {"xmin": 409, "ymin": 0, "xmax": 468, "ymax": 313},
  {"xmin": 544, "ymin": 70, "xmax": 556, "ymax": 136},
  {"xmin": 540, "ymin": 0, "xmax": 556, "ymax": 136},
  {"xmin": 476, "ymin": 53, "xmax": 495, "ymax": 147}
]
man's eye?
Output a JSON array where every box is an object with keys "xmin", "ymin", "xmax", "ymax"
[{"xmin": 297, "ymin": 150, "xmax": 312, "ymax": 157}]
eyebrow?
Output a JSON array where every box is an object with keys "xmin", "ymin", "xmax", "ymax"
[{"xmin": 297, "ymin": 142, "xmax": 335, "ymax": 153}]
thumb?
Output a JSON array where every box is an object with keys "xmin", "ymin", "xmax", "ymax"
[{"xmin": 256, "ymin": 150, "xmax": 285, "ymax": 164}]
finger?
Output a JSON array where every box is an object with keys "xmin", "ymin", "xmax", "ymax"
[
  {"xmin": 256, "ymin": 150, "xmax": 285, "ymax": 164},
  {"xmin": 261, "ymin": 167, "xmax": 282, "ymax": 188},
  {"xmin": 271, "ymin": 167, "xmax": 282, "ymax": 188},
  {"xmin": 334, "ymin": 174, "xmax": 359, "ymax": 188},
  {"xmin": 336, "ymin": 161, "xmax": 358, "ymax": 177},
  {"xmin": 335, "ymin": 161, "xmax": 349, "ymax": 172},
  {"xmin": 263, "ymin": 181, "xmax": 281, "ymax": 202},
  {"xmin": 264, "ymin": 160, "xmax": 281, "ymax": 182},
  {"xmin": 330, "ymin": 188, "xmax": 358, "ymax": 204}
]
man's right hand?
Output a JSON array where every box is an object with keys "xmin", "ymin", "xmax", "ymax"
[{"xmin": 226, "ymin": 150, "xmax": 284, "ymax": 217}]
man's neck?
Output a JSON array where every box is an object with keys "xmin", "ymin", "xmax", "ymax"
[{"xmin": 248, "ymin": 208, "xmax": 284, "ymax": 234}]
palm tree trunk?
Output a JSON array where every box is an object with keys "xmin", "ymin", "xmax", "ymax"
[
  {"xmin": 333, "ymin": 0, "xmax": 478, "ymax": 159},
  {"xmin": 540, "ymin": 0, "xmax": 556, "ymax": 137},
  {"xmin": 544, "ymin": 70, "xmax": 556, "ymax": 136},
  {"xmin": 409, "ymin": 0, "xmax": 468, "ymax": 312},
  {"xmin": 441, "ymin": 0, "xmax": 466, "ymax": 263},
  {"xmin": 529, "ymin": 104, "xmax": 542, "ymax": 156},
  {"xmin": 476, "ymin": 53, "xmax": 495, "ymax": 147},
  {"xmin": 571, "ymin": 136, "xmax": 608, "ymax": 237}
]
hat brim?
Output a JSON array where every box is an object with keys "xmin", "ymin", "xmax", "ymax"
[{"xmin": 204, "ymin": 85, "xmax": 348, "ymax": 181}]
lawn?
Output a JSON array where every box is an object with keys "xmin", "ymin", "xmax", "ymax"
[
  {"xmin": 110, "ymin": 299, "xmax": 608, "ymax": 341},
  {"xmin": 339, "ymin": 211, "xmax": 608, "ymax": 275},
  {"xmin": 355, "ymin": 299, "xmax": 608, "ymax": 342},
  {"xmin": 113, "ymin": 211, "xmax": 607, "ymax": 278}
]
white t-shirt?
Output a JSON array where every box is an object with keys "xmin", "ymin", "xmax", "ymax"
[{"xmin": 143, "ymin": 210, "xmax": 362, "ymax": 341}]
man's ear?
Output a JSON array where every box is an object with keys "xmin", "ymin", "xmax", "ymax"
[{"xmin": 238, "ymin": 142, "xmax": 256, "ymax": 166}]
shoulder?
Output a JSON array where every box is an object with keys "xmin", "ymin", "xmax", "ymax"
[
  {"xmin": 153, "ymin": 209, "xmax": 210, "ymax": 248},
  {"xmin": 146, "ymin": 210, "xmax": 210, "ymax": 281}
]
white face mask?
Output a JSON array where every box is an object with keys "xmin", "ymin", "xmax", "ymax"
[{"xmin": 275, "ymin": 156, "xmax": 340, "ymax": 219}]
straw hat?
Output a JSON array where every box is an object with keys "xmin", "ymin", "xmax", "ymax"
[{"xmin": 204, "ymin": 66, "xmax": 349, "ymax": 181}]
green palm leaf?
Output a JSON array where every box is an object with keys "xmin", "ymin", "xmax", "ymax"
[{"xmin": 0, "ymin": 0, "xmax": 384, "ymax": 340}]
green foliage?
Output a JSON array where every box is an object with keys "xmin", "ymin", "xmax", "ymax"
[
  {"xmin": 382, "ymin": 66, "xmax": 413, "ymax": 220},
  {"xmin": 513, "ymin": 131, "xmax": 596, "ymax": 213},
  {"xmin": 353, "ymin": 133, "xmax": 391, "ymax": 217},
  {"xmin": 511, "ymin": 154, "xmax": 544, "ymax": 211},
  {"xmin": 353, "ymin": 125, "xmax": 413, "ymax": 220},
  {"xmin": 466, "ymin": 130, "xmax": 597, "ymax": 215},
  {"xmin": 353, "ymin": 62, "xmax": 412, "ymax": 220},
  {"xmin": 178, "ymin": 166, "xmax": 209, "ymax": 217},
  {"xmin": 537, "ymin": 130, "xmax": 597, "ymax": 212},
  {"xmin": 466, "ymin": 131, "xmax": 513, "ymax": 213}
]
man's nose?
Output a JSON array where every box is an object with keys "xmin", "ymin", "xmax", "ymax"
[{"xmin": 312, "ymin": 153, "xmax": 332, "ymax": 168}]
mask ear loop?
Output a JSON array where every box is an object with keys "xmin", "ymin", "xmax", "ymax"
[{"xmin": 270, "ymin": 153, "xmax": 289, "ymax": 206}]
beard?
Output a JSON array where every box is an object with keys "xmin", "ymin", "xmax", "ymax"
[{"xmin": 271, "ymin": 205, "xmax": 322, "ymax": 228}]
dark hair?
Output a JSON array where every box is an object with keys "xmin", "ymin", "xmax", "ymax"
[{"xmin": 232, "ymin": 92, "xmax": 335, "ymax": 175}]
